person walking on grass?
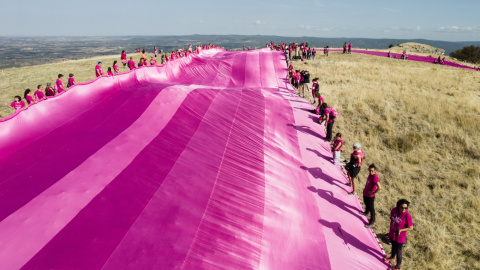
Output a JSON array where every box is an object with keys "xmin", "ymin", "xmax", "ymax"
[
  {"xmin": 359, "ymin": 164, "xmax": 381, "ymax": 228},
  {"xmin": 384, "ymin": 199, "xmax": 413, "ymax": 270},
  {"xmin": 346, "ymin": 142, "xmax": 364, "ymax": 195}
]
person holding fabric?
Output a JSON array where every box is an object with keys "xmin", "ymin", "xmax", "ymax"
[
  {"xmin": 95, "ymin": 61, "xmax": 103, "ymax": 77},
  {"xmin": 331, "ymin": 133, "xmax": 343, "ymax": 166},
  {"xmin": 113, "ymin": 61, "xmax": 120, "ymax": 74},
  {"xmin": 67, "ymin": 73, "xmax": 76, "ymax": 88},
  {"xmin": 34, "ymin": 85, "xmax": 47, "ymax": 101},
  {"xmin": 346, "ymin": 142, "xmax": 364, "ymax": 195},
  {"xmin": 45, "ymin": 82, "xmax": 55, "ymax": 97},
  {"xmin": 311, "ymin": 78, "xmax": 319, "ymax": 104},
  {"xmin": 359, "ymin": 164, "xmax": 381, "ymax": 228},
  {"xmin": 384, "ymin": 199, "xmax": 413, "ymax": 270},
  {"xmin": 23, "ymin": 89, "xmax": 36, "ymax": 106},
  {"xmin": 128, "ymin": 57, "xmax": 136, "ymax": 70},
  {"xmin": 5, "ymin": 96, "xmax": 26, "ymax": 111},
  {"xmin": 56, "ymin": 74, "xmax": 67, "ymax": 94},
  {"xmin": 107, "ymin": 67, "xmax": 114, "ymax": 76}
]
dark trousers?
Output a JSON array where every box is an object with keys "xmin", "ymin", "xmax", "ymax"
[
  {"xmin": 391, "ymin": 241, "xmax": 404, "ymax": 268},
  {"xmin": 363, "ymin": 195, "xmax": 375, "ymax": 224},
  {"xmin": 326, "ymin": 119, "xmax": 334, "ymax": 141}
]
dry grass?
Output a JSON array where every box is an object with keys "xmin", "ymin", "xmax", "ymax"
[
  {"xmin": 0, "ymin": 52, "xmax": 147, "ymax": 118},
  {"xmin": 294, "ymin": 52, "xmax": 480, "ymax": 269}
]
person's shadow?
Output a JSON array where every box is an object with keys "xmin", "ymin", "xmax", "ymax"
[
  {"xmin": 306, "ymin": 147, "xmax": 332, "ymax": 161},
  {"xmin": 300, "ymin": 165, "xmax": 347, "ymax": 190},
  {"xmin": 318, "ymin": 219, "xmax": 387, "ymax": 260},
  {"xmin": 308, "ymin": 186, "xmax": 363, "ymax": 221},
  {"xmin": 287, "ymin": 124, "xmax": 324, "ymax": 139}
]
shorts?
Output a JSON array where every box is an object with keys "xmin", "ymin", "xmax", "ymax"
[{"xmin": 349, "ymin": 166, "xmax": 361, "ymax": 178}]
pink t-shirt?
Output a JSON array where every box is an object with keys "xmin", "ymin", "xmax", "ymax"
[
  {"xmin": 318, "ymin": 95, "xmax": 324, "ymax": 104},
  {"xmin": 332, "ymin": 138, "xmax": 343, "ymax": 152},
  {"xmin": 350, "ymin": 150, "xmax": 364, "ymax": 167},
  {"xmin": 324, "ymin": 107, "xmax": 334, "ymax": 123},
  {"xmin": 363, "ymin": 173, "xmax": 379, "ymax": 197},
  {"xmin": 68, "ymin": 77, "xmax": 75, "ymax": 86},
  {"xmin": 107, "ymin": 70, "xmax": 114, "ymax": 76},
  {"xmin": 121, "ymin": 53, "xmax": 127, "ymax": 60},
  {"xmin": 113, "ymin": 64, "xmax": 119, "ymax": 73},
  {"xmin": 26, "ymin": 95, "xmax": 35, "ymax": 104},
  {"xmin": 34, "ymin": 90, "xmax": 45, "ymax": 101},
  {"xmin": 150, "ymin": 59, "xmax": 157, "ymax": 65},
  {"xmin": 95, "ymin": 65, "xmax": 103, "ymax": 77},
  {"xmin": 388, "ymin": 208, "xmax": 413, "ymax": 243},
  {"xmin": 128, "ymin": 60, "xmax": 136, "ymax": 70},
  {"xmin": 10, "ymin": 101, "xmax": 25, "ymax": 111},
  {"xmin": 56, "ymin": 79, "xmax": 65, "ymax": 93}
]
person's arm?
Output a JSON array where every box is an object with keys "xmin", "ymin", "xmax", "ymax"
[
  {"xmin": 399, "ymin": 225, "xmax": 413, "ymax": 233},
  {"xmin": 334, "ymin": 143, "xmax": 342, "ymax": 151},
  {"xmin": 369, "ymin": 182, "xmax": 381, "ymax": 195},
  {"xmin": 324, "ymin": 113, "xmax": 329, "ymax": 126}
]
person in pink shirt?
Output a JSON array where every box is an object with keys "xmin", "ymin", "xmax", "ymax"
[
  {"xmin": 348, "ymin": 43, "xmax": 352, "ymax": 54},
  {"xmin": 143, "ymin": 58, "xmax": 148, "ymax": 66},
  {"xmin": 113, "ymin": 60, "xmax": 120, "ymax": 74},
  {"xmin": 128, "ymin": 57, "xmax": 136, "ymax": 70},
  {"xmin": 138, "ymin": 58, "xmax": 144, "ymax": 67},
  {"xmin": 95, "ymin": 61, "xmax": 103, "ymax": 77},
  {"xmin": 56, "ymin": 74, "xmax": 67, "ymax": 94},
  {"xmin": 346, "ymin": 142, "xmax": 364, "ymax": 195},
  {"xmin": 154, "ymin": 47, "xmax": 158, "ymax": 57},
  {"xmin": 359, "ymin": 164, "xmax": 382, "ymax": 228},
  {"xmin": 45, "ymin": 82, "xmax": 55, "ymax": 97},
  {"xmin": 384, "ymin": 199, "xmax": 413, "ymax": 270},
  {"xmin": 121, "ymin": 50, "xmax": 127, "ymax": 67},
  {"xmin": 107, "ymin": 67, "xmax": 114, "ymax": 76},
  {"xmin": 322, "ymin": 103, "xmax": 337, "ymax": 142},
  {"xmin": 23, "ymin": 89, "xmax": 36, "ymax": 106},
  {"xmin": 35, "ymin": 85, "xmax": 47, "ymax": 101},
  {"xmin": 5, "ymin": 96, "xmax": 26, "ymax": 111},
  {"xmin": 311, "ymin": 78, "xmax": 319, "ymax": 103},
  {"xmin": 150, "ymin": 57, "xmax": 157, "ymax": 65},
  {"xmin": 330, "ymin": 133, "xmax": 343, "ymax": 166},
  {"xmin": 67, "ymin": 73, "xmax": 76, "ymax": 88}
]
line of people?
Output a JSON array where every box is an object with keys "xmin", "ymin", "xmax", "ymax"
[
  {"xmin": 1, "ymin": 44, "xmax": 222, "ymax": 120},
  {"xmin": 280, "ymin": 41, "xmax": 413, "ymax": 270}
]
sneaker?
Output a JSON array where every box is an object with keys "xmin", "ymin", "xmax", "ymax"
[
  {"xmin": 348, "ymin": 191, "xmax": 357, "ymax": 195},
  {"xmin": 358, "ymin": 211, "xmax": 367, "ymax": 216},
  {"xmin": 365, "ymin": 223, "xmax": 375, "ymax": 228}
]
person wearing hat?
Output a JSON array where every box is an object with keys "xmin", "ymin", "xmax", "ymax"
[
  {"xmin": 346, "ymin": 142, "xmax": 364, "ymax": 195},
  {"xmin": 95, "ymin": 61, "xmax": 103, "ymax": 77}
]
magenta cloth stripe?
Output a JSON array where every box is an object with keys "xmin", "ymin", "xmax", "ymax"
[
  {"xmin": 182, "ymin": 88, "xmax": 266, "ymax": 269},
  {"xmin": 101, "ymin": 89, "xmax": 244, "ymax": 269},
  {"xmin": 0, "ymin": 86, "xmax": 163, "ymax": 222},
  {"xmin": 21, "ymin": 90, "xmax": 219, "ymax": 269}
]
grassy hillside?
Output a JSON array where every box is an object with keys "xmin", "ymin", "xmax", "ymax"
[{"xmin": 293, "ymin": 52, "xmax": 480, "ymax": 269}]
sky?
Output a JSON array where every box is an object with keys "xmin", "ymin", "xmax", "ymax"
[{"xmin": 0, "ymin": 0, "xmax": 479, "ymax": 42}]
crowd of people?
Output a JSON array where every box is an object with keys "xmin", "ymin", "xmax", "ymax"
[
  {"xmin": 277, "ymin": 41, "xmax": 413, "ymax": 270},
  {"xmin": 1, "ymin": 44, "xmax": 221, "ymax": 120}
]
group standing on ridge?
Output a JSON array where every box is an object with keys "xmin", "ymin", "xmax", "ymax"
[{"xmin": 275, "ymin": 41, "xmax": 413, "ymax": 270}]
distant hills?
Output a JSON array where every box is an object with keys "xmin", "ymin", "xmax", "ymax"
[{"xmin": 0, "ymin": 35, "xmax": 479, "ymax": 69}]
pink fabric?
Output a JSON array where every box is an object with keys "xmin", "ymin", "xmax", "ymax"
[
  {"xmin": 0, "ymin": 48, "xmax": 388, "ymax": 269},
  {"xmin": 363, "ymin": 173, "xmax": 379, "ymax": 197},
  {"xmin": 388, "ymin": 208, "xmax": 413, "ymax": 243}
]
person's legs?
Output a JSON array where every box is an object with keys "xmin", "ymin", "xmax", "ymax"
[
  {"xmin": 334, "ymin": 151, "xmax": 342, "ymax": 165},
  {"xmin": 395, "ymin": 242, "xmax": 404, "ymax": 268},
  {"xmin": 363, "ymin": 196, "xmax": 375, "ymax": 225},
  {"xmin": 326, "ymin": 119, "xmax": 334, "ymax": 141}
]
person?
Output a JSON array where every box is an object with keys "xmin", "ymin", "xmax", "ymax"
[
  {"xmin": 294, "ymin": 70, "xmax": 300, "ymax": 90},
  {"xmin": 343, "ymin": 42, "xmax": 347, "ymax": 53},
  {"xmin": 346, "ymin": 142, "xmax": 364, "ymax": 195},
  {"xmin": 141, "ymin": 49, "xmax": 146, "ymax": 60},
  {"xmin": 311, "ymin": 78, "xmax": 319, "ymax": 104},
  {"xmin": 154, "ymin": 47, "xmax": 158, "ymax": 57},
  {"xmin": 67, "ymin": 73, "xmax": 75, "ymax": 87},
  {"xmin": 121, "ymin": 50, "xmax": 127, "ymax": 67},
  {"xmin": 138, "ymin": 58, "xmax": 144, "ymax": 67},
  {"xmin": 56, "ymin": 74, "xmax": 67, "ymax": 94},
  {"xmin": 323, "ymin": 104, "xmax": 337, "ymax": 142},
  {"xmin": 45, "ymin": 82, "xmax": 55, "ymax": 97},
  {"xmin": 298, "ymin": 71, "xmax": 305, "ymax": 96},
  {"xmin": 34, "ymin": 85, "xmax": 47, "ymax": 101},
  {"xmin": 331, "ymin": 133, "xmax": 343, "ymax": 165},
  {"xmin": 24, "ymin": 89, "xmax": 36, "ymax": 106},
  {"xmin": 316, "ymin": 92, "xmax": 325, "ymax": 118},
  {"xmin": 107, "ymin": 67, "xmax": 114, "ymax": 76},
  {"xmin": 348, "ymin": 43, "xmax": 352, "ymax": 54},
  {"xmin": 388, "ymin": 51, "xmax": 391, "ymax": 58},
  {"xmin": 95, "ymin": 61, "xmax": 103, "ymax": 77},
  {"xmin": 128, "ymin": 57, "xmax": 136, "ymax": 70},
  {"xmin": 384, "ymin": 199, "xmax": 414, "ymax": 270},
  {"xmin": 303, "ymin": 70, "xmax": 311, "ymax": 98},
  {"xmin": 312, "ymin": 49, "xmax": 316, "ymax": 60},
  {"xmin": 5, "ymin": 96, "xmax": 26, "ymax": 111},
  {"xmin": 113, "ymin": 60, "xmax": 120, "ymax": 74},
  {"xmin": 150, "ymin": 56, "xmax": 157, "ymax": 65},
  {"xmin": 359, "ymin": 164, "xmax": 382, "ymax": 228}
]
